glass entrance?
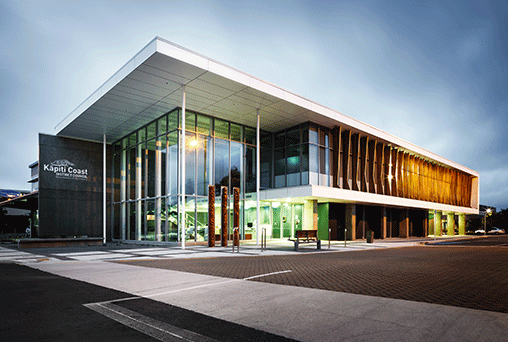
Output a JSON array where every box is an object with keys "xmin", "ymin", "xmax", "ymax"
[{"xmin": 271, "ymin": 202, "xmax": 304, "ymax": 239}]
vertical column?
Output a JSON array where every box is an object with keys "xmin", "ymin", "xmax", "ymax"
[
  {"xmin": 181, "ymin": 86, "xmax": 186, "ymax": 249},
  {"xmin": 313, "ymin": 200, "xmax": 318, "ymax": 231},
  {"xmin": 233, "ymin": 187, "xmax": 240, "ymax": 229},
  {"xmin": 256, "ymin": 109, "xmax": 260, "ymax": 245},
  {"xmin": 423, "ymin": 211, "xmax": 428, "ymax": 237},
  {"xmin": 458, "ymin": 213, "xmax": 466, "ymax": 235},
  {"xmin": 120, "ymin": 149, "xmax": 126, "ymax": 240},
  {"xmin": 434, "ymin": 210, "xmax": 442, "ymax": 236},
  {"xmin": 428, "ymin": 210, "xmax": 435, "ymax": 236},
  {"xmin": 221, "ymin": 186, "xmax": 228, "ymax": 247},
  {"xmin": 303, "ymin": 200, "xmax": 314, "ymax": 230},
  {"xmin": 103, "ymin": 134, "xmax": 107, "ymax": 244},
  {"xmin": 381, "ymin": 207, "xmax": 387, "ymax": 239},
  {"xmin": 208, "ymin": 185, "xmax": 215, "ymax": 247},
  {"xmin": 136, "ymin": 144, "xmax": 142, "ymax": 240},
  {"xmin": 345, "ymin": 204, "xmax": 356, "ymax": 240},
  {"xmin": 360, "ymin": 206, "xmax": 366, "ymax": 239},
  {"xmin": 447, "ymin": 213, "xmax": 455, "ymax": 236},
  {"xmin": 399, "ymin": 209, "xmax": 409, "ymax": 238},
  {"xmin": 155, "ymin": 139, "xmax": 161, "ymax": 241}
]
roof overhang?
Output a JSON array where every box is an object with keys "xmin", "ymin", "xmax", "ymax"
[
  {"xmin": 55, "ymin": 37, "xmax": 478, "ymax": 177},
  {"xmin": 257, "ymin": 185, "xmax": 479, "ymax": 215}
]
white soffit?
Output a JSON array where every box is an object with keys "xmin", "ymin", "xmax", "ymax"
[{"xmin": 54, "ymin": 37, "xmax": 478, "ymax": 177}]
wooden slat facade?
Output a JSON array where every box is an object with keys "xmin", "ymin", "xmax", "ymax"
[{"xmin": 330, "ymin": 126, "xmax": 475, "ymax": 208}]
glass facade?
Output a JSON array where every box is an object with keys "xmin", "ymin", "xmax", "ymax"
[{"xmin": 112, "ymin": 108, "xmax": 334, "ymax": 242}]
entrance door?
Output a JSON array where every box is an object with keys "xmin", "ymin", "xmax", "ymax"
[
  {"xmin": 282, "ymin": 204, "xmax": 292, "ymax": 238},
  {"xmin": 272, "ymin": 205, "xmax": 281, "ymax": 239}
]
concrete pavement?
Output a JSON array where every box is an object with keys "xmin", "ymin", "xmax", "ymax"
[
  {"xmin": 2, "ymin": 237, "xmax": 505, "ymax": 342},
  {"xmin": 26, "ymin": 259, "xmax": 508, "ymax": 342}
]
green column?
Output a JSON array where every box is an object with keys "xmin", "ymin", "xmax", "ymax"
[
  {"xmin": 317, "ymin": 203, "xmax": 329, "ymax": 240},
  {"xmin": 434, "ymin": 211, "xmax": 442, "ymax": 236},
  {"xmin": 428, "ymin": 210, "xmax": 435, "ymax": 236},
  {"xmin": 458, "ymin": 213, "xmax": 466, "ymax": 235},
  {"xmin": 446, "ymin": 213, "xmax": 455, "ymax": 236}
]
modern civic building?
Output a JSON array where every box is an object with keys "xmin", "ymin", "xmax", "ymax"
[{"xmin": 31, "ymin": 37, "xmax": 479, "ymax": 244}]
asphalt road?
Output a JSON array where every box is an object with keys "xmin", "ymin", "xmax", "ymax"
[
  {"xmin": 0, "ymin": 263, "xmax": 296, "ymax": 342},
  {"xmin": 2, "ymin": 237, "xmax": 508, "ymax": 341},
  {"xmin": 440, "ymin": 234, "xmax": 508, "ymax": 246}
]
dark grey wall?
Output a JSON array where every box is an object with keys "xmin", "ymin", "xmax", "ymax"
[{"xmin": 38, "ymin": 134, "xmax": 111, "ymax": 238}]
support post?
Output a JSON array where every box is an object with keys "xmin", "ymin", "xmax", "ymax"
[
  {"xmin": 399, "ymin": 209, "xmax": 409, "ymax": 238},
  {"xmin": 181, "ymin": 86, "xmax": 186, "ymax": 249},
  {"xmin": 434, "ymin": 210, "xmax": 442, "ymax": 236},
  {"xmin": 381, "ymin": 207, "xmax": 387, "ymax": 239},
  {"xmin": 208, "ymin": 185, "xmax": 215, "ymax": 247},
  {"xmin": 256, "ymin": 109, "xmax": 260, "ymax": 246},
  {"xmin": 103, "ymin": 134, "xmax": 106, "ymax": 245},
  {"xmin": 155, "ymin": 139, "xmax": 161, "ymax": 241},
  {"xmin": 447, "ymin": 212, "xmax": 455, "ymax": 236},
  {"xmin": 458, "ymin": 213, "xmax": 466, "ymax": 235},
  {"xmin": 345, "ymin": 204, "xmax": 356, "ymax": 240},
  {"xmin": 428, "ymin": 210, "xmax": 435, "ymax": 236}
]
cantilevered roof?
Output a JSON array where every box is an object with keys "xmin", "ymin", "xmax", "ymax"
[{"xmin": 55, "ymin": 37, "xmax": 478, "ymax": 176}]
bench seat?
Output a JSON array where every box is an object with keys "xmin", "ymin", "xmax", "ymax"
[{"xmin": 289, "ymin": 230, "xmax": 321, "ymax": 251}]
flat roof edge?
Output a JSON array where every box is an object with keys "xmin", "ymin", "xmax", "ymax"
[
  {"xmin": 54, "ymin": 37, "xmax": 159, "ymax": 134},
  {"xmin": 260, "ymin": 185, "xmax": 479, "ymax": 215},
  {"xmin": 153, "ymin": 39, "xmax": 478, "ymax": 175}
]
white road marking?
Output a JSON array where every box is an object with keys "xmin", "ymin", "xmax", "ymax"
[
  {"xmin": 242, "ymin": 270, "xmax": 293, "ymax": 280},
  {"xmin": 84, "ymin": 301, "xmax": 219, "ymax": 342}
]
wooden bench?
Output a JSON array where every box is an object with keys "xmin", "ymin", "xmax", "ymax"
[{"xmin": 290, "ymin": 230, "xmax": 321, "ymax": 251}]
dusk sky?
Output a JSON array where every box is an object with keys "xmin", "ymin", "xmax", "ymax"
[{"xmin": 1, "ymin": 0, "xmax": 507, "ymax": 209}]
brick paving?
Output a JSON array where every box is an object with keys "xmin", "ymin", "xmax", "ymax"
[{"xmin": 124, "ymin": 245, "xmax": 508, "ymax": 314}]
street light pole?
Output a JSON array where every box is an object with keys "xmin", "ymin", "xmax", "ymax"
[{"xmin": 484, "ymin": 208, "xmax": 491, "ymax": 236}]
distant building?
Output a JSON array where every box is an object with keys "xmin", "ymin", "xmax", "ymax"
[
  {"xmin": 0, "ymin": 189, "xmax": 34, "ymax": 236},
  {"xmin": 24, "ymin": 37, "xmax": 480, "ymax": 243}
]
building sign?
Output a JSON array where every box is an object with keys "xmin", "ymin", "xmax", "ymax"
[{"xmin": 43, "ymin": 159, "xmax": 89, "ymax": 181}]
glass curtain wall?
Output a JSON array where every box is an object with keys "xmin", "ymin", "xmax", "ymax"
[
  {"xmin": 112, "ymin": 111, "xmax": 335, "ymax": 243},
  {"xmin": 112, "ymin": 108, "xmax": 260, "ymax": 243},
  {"xmin": 269, "ymin": 123, "xmax": 332, "ymax": 188}
]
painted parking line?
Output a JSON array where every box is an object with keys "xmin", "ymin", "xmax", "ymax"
[
  {"xmin": 84, "ymin": 301, "xmax": 219, "ymax": 342},
  {"xmin": 65, "ymin": 253, "xmax": 144, "ymax": 261},
  {"xmin": 53, "ymin": 251, "xmax": 110, "ymax": 256},
  {"xmin": 243, "ymin": 270, "xmax": 292, "ymax": 280}
]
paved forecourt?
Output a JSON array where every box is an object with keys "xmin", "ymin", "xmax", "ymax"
[
  {"xmin": 7, "ymin": 238, "xmax": 505, "ymax": 342},
  {"xmin": 0, "ymin": 239, "xmax": 419, "ymax": 263}
]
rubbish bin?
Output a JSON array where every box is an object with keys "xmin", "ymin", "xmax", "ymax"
[{"xmin": 366, "ymin": 230, "xmax": 374, "ymax": 243}]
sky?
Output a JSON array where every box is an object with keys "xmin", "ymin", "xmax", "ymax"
[{"xmin": 1, "ymin": 0, "xmax": 507, "ymax": 210}]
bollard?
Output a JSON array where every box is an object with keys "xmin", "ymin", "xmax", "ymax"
[
  {"xmin": 344, "ymin": 228, "xmax": 347, "ymax": 247},
  {"xmin": 328, "ymin": 228, "xmax": 331, "ymax": 249}
]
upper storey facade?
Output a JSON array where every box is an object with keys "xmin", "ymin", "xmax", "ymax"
[{"xmin": 55, "ymin": 37, "xmax": 479, "ymax": 215}]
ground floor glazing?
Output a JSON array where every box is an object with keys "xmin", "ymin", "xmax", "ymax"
[{"xmin": 111, "ymin": 195, "xmax": 468, "ymax": 243}]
